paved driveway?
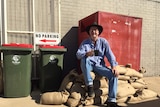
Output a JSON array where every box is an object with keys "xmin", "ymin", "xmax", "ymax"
[{"xmin": 0, "ymin": 76, "xmax": 159, "ymax": 107}]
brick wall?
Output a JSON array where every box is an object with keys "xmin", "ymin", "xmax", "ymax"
[
  {"xmin": 59, "ymin": 0, "xmax": 160, "ymax": 76},
  {"xmin": 3, "ymin": 0, "xmax": 160, "ymax": 76}
]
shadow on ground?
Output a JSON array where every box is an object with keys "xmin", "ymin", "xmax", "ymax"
[
  {"xmin": 30, "ymin": 90, "xmax": 41, "ymax": 104},
  {"xmin": 126, "ymin": 98, "xmax": 160, "ymax": 107}
]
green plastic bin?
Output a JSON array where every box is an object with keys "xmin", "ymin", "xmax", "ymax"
[
  {"xmin": 0, "ymin": 43, "xmax": 33, "ymax": 97},
  {"xmin": 39, "ymin": 45, "xmax": 67, "ymax": 93}
]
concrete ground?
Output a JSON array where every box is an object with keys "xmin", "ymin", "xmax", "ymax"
[{"xmin": 0, "ymin": 76, "xmax": 160, "ymax": 107}]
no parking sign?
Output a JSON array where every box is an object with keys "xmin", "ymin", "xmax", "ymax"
[{"xmin": 34, "ymin": 32, "xmax": 61, "ymax": 45}]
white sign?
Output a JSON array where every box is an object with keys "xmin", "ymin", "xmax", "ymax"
[{"xmin": 34, "ymin": 32, "xmax": 61, "ymax": 45}]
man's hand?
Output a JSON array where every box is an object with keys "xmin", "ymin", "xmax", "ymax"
[
  {"xmin": 112, "ymin": 66, "xmax": 119, "ymax": 77},
  {"xmin": 86, "ymin": 50, "xmax": 94, "ymax": 57}
]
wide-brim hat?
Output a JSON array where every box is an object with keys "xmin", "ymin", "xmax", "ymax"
[{"xmin": 86, "ymin": 22, "xmax": 103, "ymax": 35}]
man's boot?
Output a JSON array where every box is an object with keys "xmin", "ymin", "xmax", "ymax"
[
  {"xmin": 105, "ymin": 102, "xmax": 120, "ymax": 107},
  {"xmin": 87, "ymin": 85, "xmax": 95, "ymax": 97}
]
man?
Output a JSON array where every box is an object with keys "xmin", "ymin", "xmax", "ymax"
[{"xmin": 76, "ymin": 22, "xmax": 119, "ymax": 107}]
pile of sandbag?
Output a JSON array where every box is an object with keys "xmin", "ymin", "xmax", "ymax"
[
  {"xmin": 40, "ymin": 65, "xmax": 158, "ymax": 106},
  {"xmin": 40, "ymin": 69, "xmax": 109, "ymax": 106},
  {"xmin": 116, "ymin": 65, "xmax": 158, "ymax": 103}
]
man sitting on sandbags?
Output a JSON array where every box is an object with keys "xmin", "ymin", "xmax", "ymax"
[{"xmin": 76, "ymin": 22, "xmax": 119, "ymax": 107}]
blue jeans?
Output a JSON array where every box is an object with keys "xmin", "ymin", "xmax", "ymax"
[{"xmin": 80, "ymin": 57, "xmax": 118, "ymax": 102}]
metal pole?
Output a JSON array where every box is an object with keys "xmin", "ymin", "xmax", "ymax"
[
  {"xmin": 32, "ymin": 0, "xmax": 36, "ymax": 51},
  {"xmin": 0, "ymin": 0, "xmax": 2, "ymax": 44},
  {"xmin": 2, "ymin": 0, "xmax": 7, "ymax": 44},
  {"xmin": 58, "ymin": 0, "xmax": 61, "ymax": 35}
]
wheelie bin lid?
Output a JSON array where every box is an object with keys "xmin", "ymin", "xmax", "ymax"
[
  {"xmin": 39, "ymin": 45, "xmax": 67, "ymax": 52},
  {"xmin": 0, "ymin": 43, "xmax": 33, "ymax": 51}
]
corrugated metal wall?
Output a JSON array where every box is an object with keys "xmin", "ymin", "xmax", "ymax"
[
  {"xmin": 5, "ymin": 0, "xmax": 57, "ymax": 44},
  {"xmin": 7, "ymin": 0, "xmax": 33, "ymax": 44},
  {"xmin": 34, "ymin": 0, "xmax": 54, "ymax": 32}
]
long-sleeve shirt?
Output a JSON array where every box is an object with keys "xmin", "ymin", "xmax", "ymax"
[{"xmin": 76, "ymin": 37, "xmax": 118, "ymax": 67}]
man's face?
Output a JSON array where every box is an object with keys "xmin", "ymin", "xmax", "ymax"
[{"xmin": 89, "ymin": 26, "xmax": 99, "ymax": 42}]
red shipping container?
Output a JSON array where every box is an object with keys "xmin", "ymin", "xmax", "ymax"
[{"xmin": 78, "ymin": 11, "xmax": 142, "ymax": 71}]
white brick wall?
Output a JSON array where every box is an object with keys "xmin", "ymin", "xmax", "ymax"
[
  {"xmin": 60, "ymin": 0, "xmax": 160, "ymax": 76},
  {"xmin": 2, "ymin": 0, "xmax": 160, "ymax": 76}
]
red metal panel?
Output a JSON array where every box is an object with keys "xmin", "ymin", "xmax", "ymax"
[{"xmin": 78, "ymin": 11, "xmax": 142, "ymax": 71}]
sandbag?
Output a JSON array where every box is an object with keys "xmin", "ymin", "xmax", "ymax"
[
  {"xmin": 94, "ymin": 78, "xmax": 108, "ymax": 89},
  {"xmin": 70, "ymin": 82, "xmax": 86, "ymax": 97},
  {"xmin": 129, "ymin": 77, "xmax": 139, "ymax": 83},
  {"xmin": 90, "ymin": 71, "xmax": 96, "ymax": 80},
  {"xmin": 128, "ymin": 95, "xmax": 141, "ymax": 102},
  {"xmin": 78, "ymin": 71, "xmax": 96, "ymax": 83},
  {"xmin": 40, "ymin": 91, "xmax": 69, "ymax": 105},
  {"xmin": 118, "ymin": 80, "xmax": 128, "ymax": 85},
  {"xmin": 117, "ymin": 83, "xmax": 135, "ymax": 98},
  {"xmin": 70, "ymin": 92, "xmax": 81, "ymax": 100},
  {"xmin": 135, "ymin": 79, "xmax": 147, "ymax": 85},
  {"xmin": 94, "ymin": 88, "xmax": 108, "ymax": 97},
  {"xmin": 59, "ymin": 69, "xmax": 78, "ymax": 91},
  {"xmin": 129, "ymin": 78, "xmax": 146, "ymax": 84},
  {"xmin": 116, "ymin": 65, "xmax": 127, "ymax": 74},
  {"xmin": 128, "ymin": 89, "xmax": 158, "ymax": 103},
  {"xmin": 117, "ymin": 96, "xmax": 131, "ymax": 103},
  {"xmin": 118, "ymin": 75, "xmax": 130, "ymax": 81},
  {"xmin": 67, "ymin": 92, "xmax": 81, "ymax": 107},
  {"xmin": 125, "ymin": 68, "xmax": 143, "ymax": 78},
  {"xmin": 67, "ymin": 97, "xmax": 81, "ymax": 107},
  {"xmin": 84, "ymin": 95, "xmax": 107, "ymax": 106},
  {"xmin": 138, "ymin": 67, "xmax": 146, "ymax": 74},
  {"xmin": 130, "ymin": 82, "xmax": 147, "ymax": 90},
  {"xmin": 130, "ymin": 78, "xmax": 147, "ymax": 89},
  {"xmin": 65, "ymin": 81, "xmax": 74, "ymax": 91},
  {"xmin": 137, "ymin": 89, "xmax": 158, "ymax": 100}
]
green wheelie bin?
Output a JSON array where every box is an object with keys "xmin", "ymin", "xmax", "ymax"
[
  {"xmin": 39, "ymin": 45, "xmax": 67, "ymax": 93},
  {"xmin": 0, "ymin": 43, "xmax": 33, "ymax": 97}
]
